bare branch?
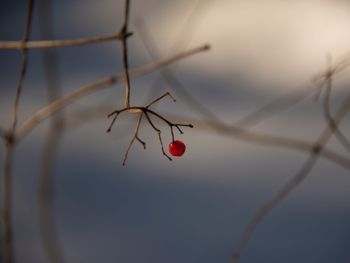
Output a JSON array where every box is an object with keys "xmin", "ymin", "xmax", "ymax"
[
  {"xmin": 122, "ymin": 0, "xmax": 132, "ymax": 108},
  {"xmin": 3, "ymin": 144, "xmax": 15, "ymax": 263},
  {"xmin": 145, "ymin": 91, "xmax": 176, "ymax": 108},
  {"xmin": 0, "ymin": 32, "xmax": 131, "ymax": 50},
  {"xmin": 11, "ymin": 0, "xmax": 34, "ymax": 131},
  {"xmin": 144, "ymin": 111, "xmax": 172, "ymax": 161},
  {"xmin": 15, "ymin": 44, "xmax": 209, "ymax": 141},
  {"xmin": 107, "ymin": 86, "xmax": 193, "ymax": 163},
  {"xmin": 122, "ymin": 113, "xmax": 145, "ymax": 166}
]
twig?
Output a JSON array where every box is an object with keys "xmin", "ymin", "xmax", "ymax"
[
  {"xmin": 123, "ymin": 91, "xmax": 176, "ymax": 164},
  {"xmin": 144, "ymin": 111, "xmax": 172, "ymax": 160},
  {"xmin": 15, "ymin": 44, "xmax": 210, "ymax": 141},
  {"xmin": 145, "ymin": 91, "xmax": 176, "ymax": 108},
  {"xmin": 122, "ymin": 0, "xmax": 131, "ymax": 107},
  {"xmin": 11, "ymin": 0, "xmax": 34, "ymax": 131},
  {"xmin": 0, "ymin": 32, "xmax": 131, "ymax": 50},
  {"xmin": 3, "ymin": 144, "xmax": 15, "ymax": 263},
  {"xmin": 122, "ymin": 113, "xmax": 145, "ymax": 166},
  {"xmin": 107, "ymin": 92, "xmax": 193, "ymax": 163},
  {"xmin": 231, "ymin": 94, "xmax": 350, "ymax": 263}
]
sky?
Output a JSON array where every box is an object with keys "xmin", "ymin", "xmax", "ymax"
[{"xmin": 1, "ymin": 0, "xmax": 350, "ymax": 263}]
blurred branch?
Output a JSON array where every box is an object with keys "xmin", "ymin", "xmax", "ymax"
[
  {"xmin": 14, "ymin": 44, "xmax": 210, "ymax": 141},
  {"xmin": 233, "ymin": 87, "xmax": 314, "ymax": 128},
  {"xmin": 231, "ymin": 94, "xmax": 350, "ymax": 263},
  {"xmin": 38, "ymin": 0, "xmax": 65, "ymax": 261},
  {"xmin": 0, "ymin": 32, "xmax": 131, "ymax": 50},
  {"xmin": 3, "ymin": 144, "xmax": 14, "ymax": 263},
  {"xmin": 321, "ymin": 58, "xmax": 350, "ymax": 152},
  {"xmin": 3, "ymin": 1, "xmax": 34, "ymax": 263},
  {"xmin": 10, "ymin": 0, "xmax": 34, "ymax": 131}
]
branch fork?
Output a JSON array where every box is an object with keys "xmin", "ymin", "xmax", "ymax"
[{"xmin": 106, "ymin": 92, "xmax": 193, "ymax": 165}]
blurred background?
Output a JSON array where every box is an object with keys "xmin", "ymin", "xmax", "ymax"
[{"xmin": 0, "ymin": 0, "xmax": 350, "ymax": 262}]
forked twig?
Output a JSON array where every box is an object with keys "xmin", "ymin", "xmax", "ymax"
[
  {"xmin": 122, "ymin": 113, "xmax": 146, "ymax": 166},
  {"xmin": 144, "ymin": 111, "xmax": 172, "ymax": 161},
  {"xmin": 107, "ymin": 92, "xmax": 193, "ymax": 164}
]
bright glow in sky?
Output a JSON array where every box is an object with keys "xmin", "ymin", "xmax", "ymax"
[{"xmin": 128, "ymin": 0, "xmax": 350, "ymax": 89}]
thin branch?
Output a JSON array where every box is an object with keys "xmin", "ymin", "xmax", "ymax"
[
  {"xmin": 15, "ymin": 44, "xmax": 210, "ymax": 141},
  {"xmin": 122, "ymin": 112, "xmax": 145, "ymax": 166},
  {"xmin": 107, "ymin": 104, "xmax": 193, "ymax": 162},
  {"xmin": 11, "ymin": 0, "xmax": 34, "ymax": 131},
  {"xmin": 231, "ymin": 94, "xmax": 350, "ymax": 263},
  {"xmin": 231, "ymin": 155, "xmax": 318, "ymax": 263},
  {"xmin": 3, "ymin": 144, "xmax": 15, "ymax": 263},
  {"xmin": 122, "ymin": 0, "xmax": 131, "ymax": 108},
  {"xmin": 0, "ymin": 32, "xmax": 131, "ymax": 50},
  {"xmin": 144, "ymin": 111, "xmax": 172, "ymax": 161},
  {"xmin": 145, "ymin": 91, "xmax": 176, "ymax": 108}
]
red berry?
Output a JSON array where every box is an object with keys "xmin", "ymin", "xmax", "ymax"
[{"xmin": 169, "ymin": 140, "xmax": 186, "ymax": 157}]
